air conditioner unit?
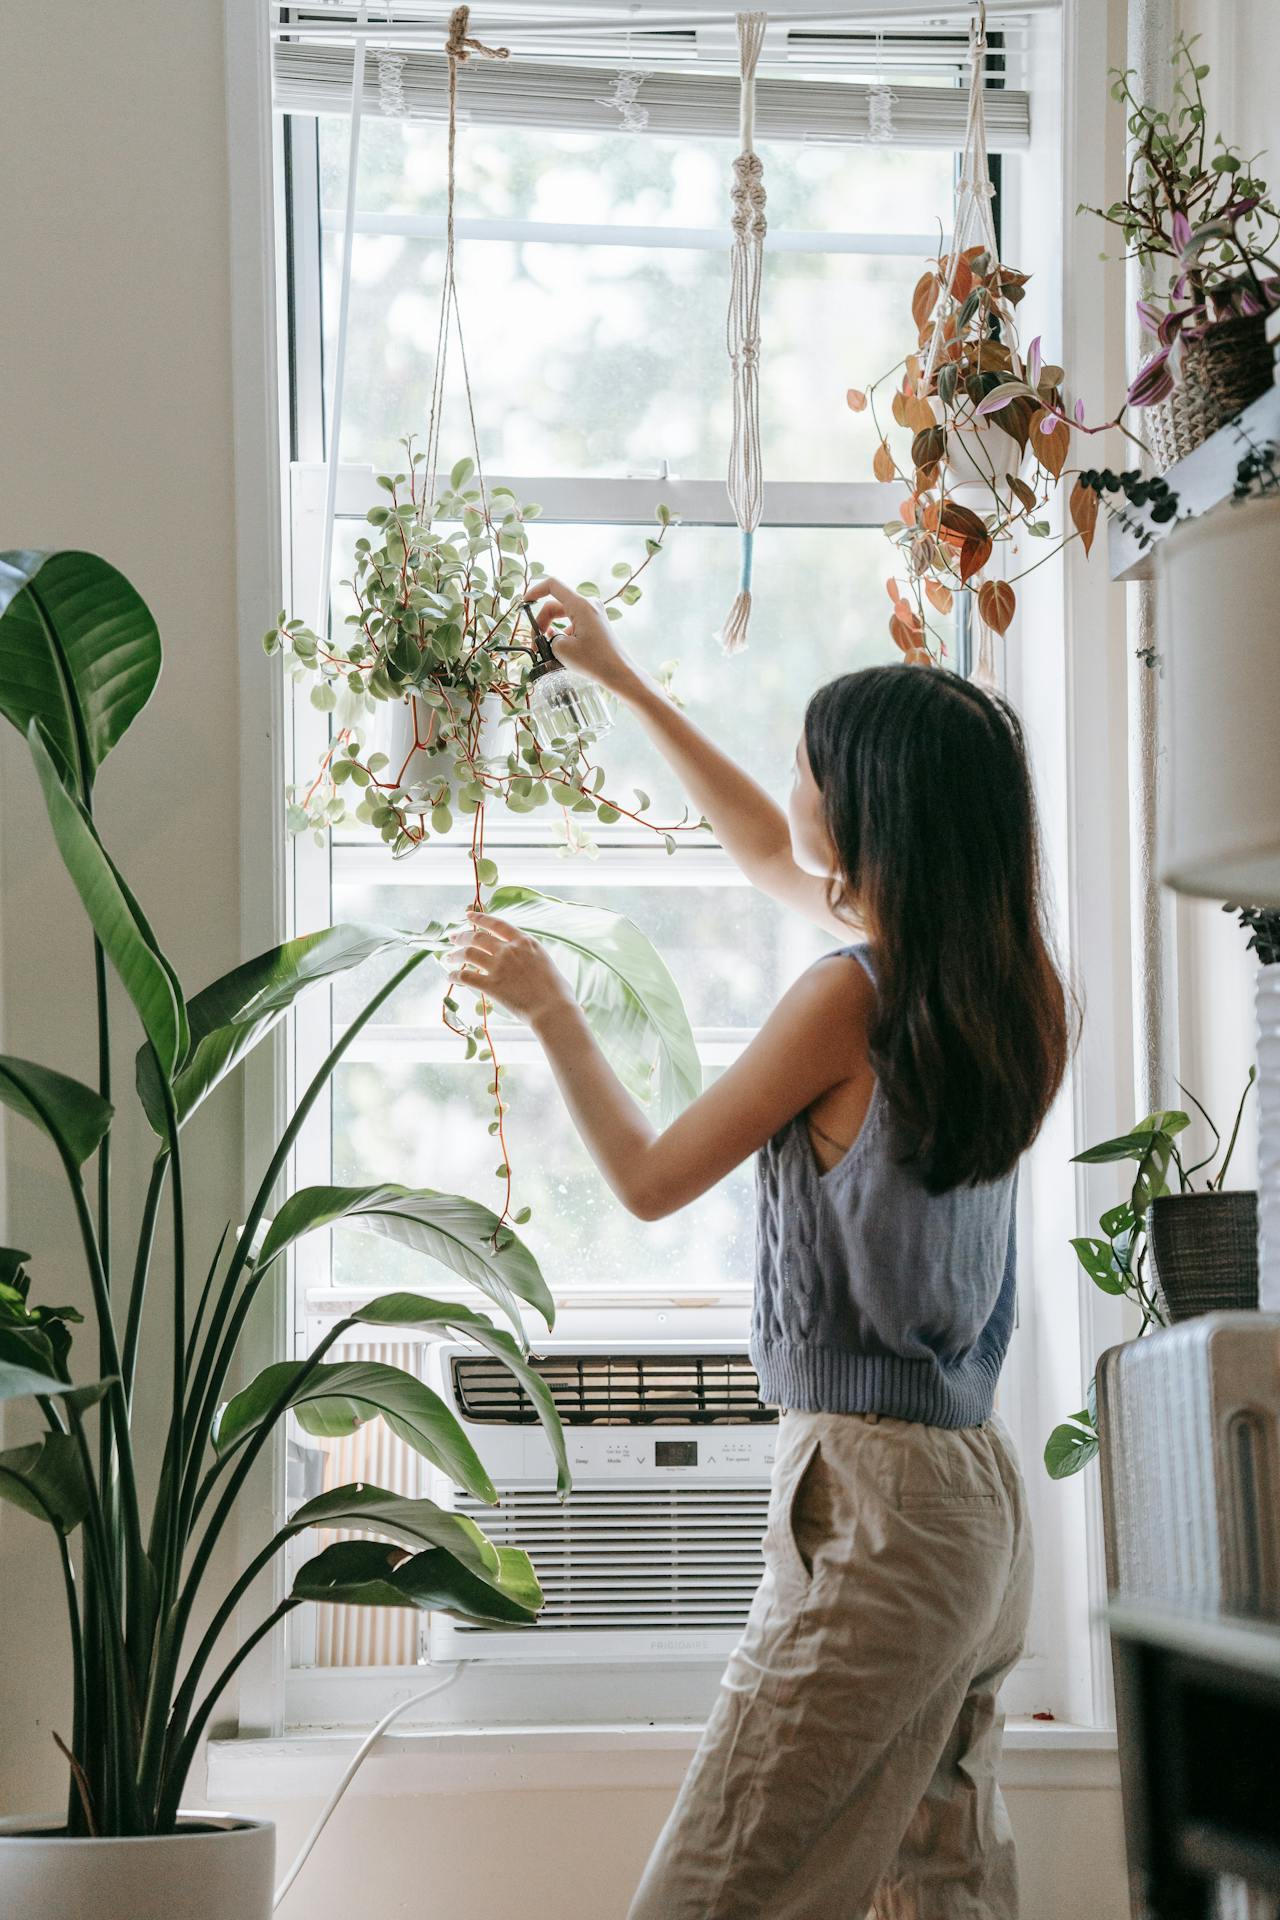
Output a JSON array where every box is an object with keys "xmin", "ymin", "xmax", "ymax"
[{"xmin": 421, "ymin": 1305, "xmax": 780, "ymax": 1666}]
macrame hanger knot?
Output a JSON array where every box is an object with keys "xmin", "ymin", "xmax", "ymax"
[
  {"xmin": 721, "ymin": 11, "xmax": 769, "ymax": 655},
  {"xmin": 445, "ymin": 5, "xmax": 510, "ymax": 65}
]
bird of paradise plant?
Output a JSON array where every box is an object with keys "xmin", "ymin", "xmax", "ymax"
[{"xmin": 0, "ymin": 550, "xmax": 698, "ymax": 1838}]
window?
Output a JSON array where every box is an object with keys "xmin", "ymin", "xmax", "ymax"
[{"xmin": 275, "ymin": 42, "xmax": 1065, "ymax": 1726}]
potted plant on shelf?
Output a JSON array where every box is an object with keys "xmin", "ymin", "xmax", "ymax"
[
  {"xmin": 1045, "ymin": 1073, "xmax": 1257, "ymax": 1480},
  {"xmin": 849, "ymin": 245, "xmax": 1132, "ymax": 669},
  {"xmin": 0, "ymin": 550, "xmax": 699, "ymax": 1917},
  {"xmin": 1083, "ymin": 35, "xmax": 1280, "ymax": 469}
]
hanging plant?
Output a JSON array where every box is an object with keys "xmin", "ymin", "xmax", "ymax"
[
  {"xmin": 850, "ymin": 246, "xmax": 1142, "ymax": 667},
  {"xmin": 266, "ymin": 440, "xmax": 694, "ymax": 873},
  {"xmin": 1083, "ymin": 37, "xmax": 1280, "ymax": 413},
  {"xmin": 266, "ymin": 444, "xmax": 706, "ymax": 1232}
]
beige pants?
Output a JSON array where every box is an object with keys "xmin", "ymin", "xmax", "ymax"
[{"xmin": 628, "ymin": 1409, "xmax": 1033, "ymax": 1920}]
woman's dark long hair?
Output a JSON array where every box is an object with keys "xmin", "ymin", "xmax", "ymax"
[{"xmin": 804, "ymin": 665, "xmax": 1072, "ymax": 1194}]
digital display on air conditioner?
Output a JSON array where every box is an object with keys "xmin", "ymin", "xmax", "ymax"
[{"xmin": 655, "ymin": 1440, "xmax": 698, "ymax": 1467}]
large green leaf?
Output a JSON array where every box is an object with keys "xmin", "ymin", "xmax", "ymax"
[
  {"xmin": 136, "ymin": 923, "xmax": 417, "ymax": 1135},
  {"xmin": 0, "ymin": 1055, "xmax": 112, "ymax": 1167},
  {"xmin": 291, "ymin": 1482, "xmax": 501, "ymax": 1577},
  {"xmin": 0, "ymin": 1335, "xmax": 111, "ymax": 1410},
  {"xmin": 487, "ymin": 886, "xmax": 700, "ymax": 1125},
  {"xmin": 291, "ymin": 1537, "xmax": 541, "ymax": 1625},
  {"xmin": 0, "ymin": 1433, "xmax": 91, "ymax": 1533},
  {"xmin": 213, "ymin": 1358, "xmax": 497, "ymax": 1502},
  {"xmin": 256, "ymin": 1186, "xmax": 554, "ymax": 1337},
  {"xmin": 353, "ymin": 1292, "xmax": 570, "ymax": 1495},
  {"xmin": 0, "ymin": 551, "xmax": 161, "ymax": 788},
  {"xmin": 29, "ymin": 723, "xmax": 187, "ymax": 1078},
  {"xmin": 1044, "ymin": 1415, "xmax": 1099, "ymax": 1480}
]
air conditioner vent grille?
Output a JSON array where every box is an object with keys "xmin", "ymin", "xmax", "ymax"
[
  {"xmin": 451, "ymin": 1351, "xmax": 775, "ymax": 1426},
  {"xmin": 453, "ymin": 1486, "xmax": 769, "ymax": 1632}
]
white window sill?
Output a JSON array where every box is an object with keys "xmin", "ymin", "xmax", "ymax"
[{"xmin": 207, "ymin": 1718, "xmax": 1119, "ymax": 1803}]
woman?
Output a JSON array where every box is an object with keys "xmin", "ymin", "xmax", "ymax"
[{"xmin": 448, "ymin": 578, "xmax": 1071, "ymax": 1920}]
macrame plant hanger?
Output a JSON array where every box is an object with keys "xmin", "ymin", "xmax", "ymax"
[
  {"xmin": 921, "ymin": 2, "xmax": 1004, "ymax": 685},
  {"xmin": 721, "ymin": 11, "xmax": 768, "ymax": 655},
  {"xmin": 422, "ymin": 8, "xmax": 510, "ymax": 521}
]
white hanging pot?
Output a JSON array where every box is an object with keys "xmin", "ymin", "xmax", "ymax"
[
  {"xmin": 1156, "ymin": 495, "xmax": 1280, "ymax": 902},
  {"xmin": 370, "ymin": 689, "xmax": 512, "ymax": 813},
  {"xmin": 0, "ymin": 1812, "xmax": 274, "ymax": 1920},
  {"xmin": 934, "ymin": 398, "xmax": 1025, "ymax": 492}
]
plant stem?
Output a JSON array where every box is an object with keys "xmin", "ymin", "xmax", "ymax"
[
  {"xmin": 121, "ymin": 1154, "xmax": 168, "ymax": 1404},
  {"xmin": 178, "ymin": 949, "xmax": 433, "ymax": 1506},
  {"xmin": 154, "ymin": 1600, "xmax": 302, "ymax": 1832},
  {"xmin": 1216, "ymin": 1068, "xmax": 1257, "ymax": 1189}
]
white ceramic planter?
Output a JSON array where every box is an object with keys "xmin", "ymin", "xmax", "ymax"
[
  {"xmin": 1157, "ymin": 495, "xmax": 1280, "ymax": 901},
  {"xmin": 935, "ymin": 400, "xmax": 1025, "ymax": 491},
  {"xmin": 0, "ymin": 1811, "xmax": 274, "ymax": 1920},
  {"xmin": 372, "ymin": 690, "xmax": 511, "ymax": 813}
]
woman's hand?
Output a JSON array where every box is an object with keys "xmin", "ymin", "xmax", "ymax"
[
  {"xmin": 447, "ymin": 911, "xmax": 573, "ymax": 1026},
  {"xmin": 524, "ymin": 576, "xmax": 644, "ymax": 698}
]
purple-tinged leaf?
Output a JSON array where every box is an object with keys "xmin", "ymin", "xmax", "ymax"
[
  {"xmin": 1127, "ymin": 348, "xmax": 1175, "ymax": 409},
  {"xmin": 1171, "ymin": 210, "xmax": 1192, "ymax": 253},
  {"xmin": 1074, "ymin": 397, "xmax": 1087, "ymax": 425},
  {"xmin": 1026, "ymin": 335, "xmax": 1043, "ymax": 385}
]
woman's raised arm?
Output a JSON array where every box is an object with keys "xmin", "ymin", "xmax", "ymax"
[{"xmin": 524, "ymin": 577, "xmax": 853, "ymax": 937}]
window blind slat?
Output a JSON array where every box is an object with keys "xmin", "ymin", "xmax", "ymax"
[{"xmin": 273, "ymin": 42, "xmax": 1031, "ymax": 147}]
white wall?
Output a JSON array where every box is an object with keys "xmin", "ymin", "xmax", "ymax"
[
  {"xmin": 0, "ymin": 0, "xmax": 245, "ymax": 1813},
  {"xmin": 1167, "ymin": 0, "xmax": 1280, "ymax": 1179},
  {"xmin": 246, "ymin": 1781, "xmax": 1130, "ymax": 1920},
  {"xmin": 0, "ymin": 2, "xmax": 1152, "ymax": 1914}
]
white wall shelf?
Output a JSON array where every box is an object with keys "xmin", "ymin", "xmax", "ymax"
[{"xmin": 1107, "ymin": 383, "xmax": 1280, "ymax": 584}]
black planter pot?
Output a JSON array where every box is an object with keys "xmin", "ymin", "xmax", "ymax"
[{"xmin": 1148, "ymin": 1191, "xmax": 1259, "ymax": 1322}]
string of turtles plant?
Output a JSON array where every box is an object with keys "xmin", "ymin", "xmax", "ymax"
[{"xmin": 266, "ymin": 441, "xmax": 707, "ymax": 1234}]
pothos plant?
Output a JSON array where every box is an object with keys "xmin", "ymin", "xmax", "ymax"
[
  {"xmin": 1044, "ymin": 1071, "xmax": 1256, "ymax": 1480},
  {"xmin": 0, "ymin": 551, "xmax": 696, "ymax": 1837},
  {"xmin": 267, "ymin": 440, "xmax": 707, "ymax": 1233},
  {"xmin": 849, "ymin": 244, "xmax": 1136, "ymax": 662}
]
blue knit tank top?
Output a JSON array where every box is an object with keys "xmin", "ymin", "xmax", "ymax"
[{"xmin": 750, "ymin": 943, "xmax": 1018, "ymax": 1428}]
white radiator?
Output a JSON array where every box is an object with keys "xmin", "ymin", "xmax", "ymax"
[
  {"xmin": 1097, "ymin": 1314, "xmax": 1280, "ymax": 1616},
  {"xmin": 1097, "ymin": 1314, "xmax": 1280, "ymax": 1920}
]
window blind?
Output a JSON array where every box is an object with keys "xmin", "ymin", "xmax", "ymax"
[{"xmin": 272, "ymin": 40, "xmax": 1031, "ymax": 146}]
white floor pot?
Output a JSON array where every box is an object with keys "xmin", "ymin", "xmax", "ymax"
[
  {"xmin": 0, "ymin": 1812, "xmax": 274, "ymax": 1920},
  {"xmin": 372, "ymin": 689, "xmax": 511, "ymax": 812},
  {"xmin": 1157, "ymin": 495, "xmax": 1280, "ymax": 902}
]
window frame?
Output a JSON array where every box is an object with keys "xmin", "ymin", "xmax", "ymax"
[{"xmin": 224, "ymin": 0, "xmax": 1132, "ymax": 1741}]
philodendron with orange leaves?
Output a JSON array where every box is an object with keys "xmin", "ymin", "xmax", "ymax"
[{"xmin": 850, "ymin": 243, "xmax": 1139, "ymax": 664}]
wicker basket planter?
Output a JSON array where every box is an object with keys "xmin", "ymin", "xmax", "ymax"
[
  {"xmin": 1144, "ymin": 312, "xmax": 1276, "ymax": 471},
  {"xmin": 1149, "ymin": 1190, "xmax": 1260, "ymax": 1321}
]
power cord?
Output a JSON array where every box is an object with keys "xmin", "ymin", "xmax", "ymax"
[{"xmin": 272, "ymin": 1664, "xmax": 463, "ymax": 1910}]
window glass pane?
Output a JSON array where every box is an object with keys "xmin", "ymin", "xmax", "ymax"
[
  {"xmin": 332, "ymin": 1060, "xmax": 755, "ymax": 1294},
  {"xmin": 317, "ymin": 119, "xmax": 953, "ymax": 477},
  {"xmin": 331, "ymin": 872, "xmax": 833, "ymax": 1031},
  {"xmin": 319, "ymin": 117, "xmax": 954, "ymax": 235},
  {"xmin": 323, "ymin": 521, "xmax": 926, "ymax": 841}
]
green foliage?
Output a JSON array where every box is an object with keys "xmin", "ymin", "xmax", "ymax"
[
  {"xmin": 488, "ymin": 885, "xmax": 701, "ymax": 1126},
  {"xmin": 0, "ymin": 552, "xmax": 590, "ymax": 1840},
  {"xmin": 0, "ymin": 1056, "xmax": 113, "ymax": 1167},
  {"xmin": 1047, "ymin": 1074, "xmax": 1257, "ymax": 1478},
  {"xmin": 270, "ymin": 441, "xmax": 675, "ymax": 864},
  {"xmin": 0, "ymin": 550, "xmax": 161, "ymax": 791}
]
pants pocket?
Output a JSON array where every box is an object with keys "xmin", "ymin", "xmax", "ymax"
[{"xmin": 764, "ymin": 1431, "xmax": 823, "ymax": 1590}]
